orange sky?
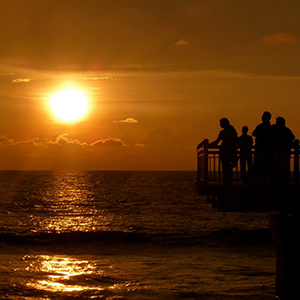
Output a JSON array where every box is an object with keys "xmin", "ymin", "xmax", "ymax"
[{"xmin": 1, "ymin": 0, "xmax": 300, "ymax": 170}]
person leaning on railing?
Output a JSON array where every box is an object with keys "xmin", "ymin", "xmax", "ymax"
[{"xmin": 208, "ymin": 118, "xmax": 237, "ymax": 186}]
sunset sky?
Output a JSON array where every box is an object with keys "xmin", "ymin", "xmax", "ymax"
[{"xmin": 1, "ymin": 0, "xmax": 300, "ymax": 170}]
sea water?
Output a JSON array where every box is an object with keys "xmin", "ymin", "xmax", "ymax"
[{"xmin": 0, "ymin": 171, "xmax": 275, "ymax": 299}]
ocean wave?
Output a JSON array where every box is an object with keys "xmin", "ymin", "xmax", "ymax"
[
  {"xmin": 0, "ymin": 227, "xmax": 273, "ymax": 247},
  {"xmin": 209, "ymin": 228, "xmax": 273, "ymax": 245},
  {"xmin": 0, "ymin": 230, "xmax": 151, "ymax": 246}
]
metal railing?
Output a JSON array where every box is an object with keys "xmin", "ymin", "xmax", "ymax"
[{"xmin": 197, "ymin": 139, "xmax": 300, "ymax": 186}]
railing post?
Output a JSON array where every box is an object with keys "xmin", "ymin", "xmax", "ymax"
[
  {"xmin": 203, "ymin": 139, "xmax": 209, "ymax": 186},
  {"xmin": 294, "ymin": 139, "xmax": 299, "ymax": 185},
  {"xmin": 197, "ymin": 147, "xmax": 201, "ymax": 182}
]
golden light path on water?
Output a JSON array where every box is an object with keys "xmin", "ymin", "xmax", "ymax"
[
  {"xmin": 30, "ymin": 172, "xmax": 123, "ymax": 233},
  {"xmin": 21, "ymin": 172, "xmax": 131, "ymax": 296},
  {"xmin": 25, "ymin": 255, "xmax": 100, "ymax": 292},
  {"xmin": 24, "ymin": 255, "xmax": 130, "ymax": 294}
]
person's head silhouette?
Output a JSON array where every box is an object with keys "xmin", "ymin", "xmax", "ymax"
[
  {"xmin": 276, "ymin": 116, "xmax": 285, "ymax": 128},
  {"xmin": 262, "ymin": 111, "xmax": 271, "ymax": 122},
  {"xmin": 242, "ymin": 126, "xmax": 248, "ymax": 134},
  {"xmin": 220, "ymin": 118, "xmax": 230, "ymax": 129}
]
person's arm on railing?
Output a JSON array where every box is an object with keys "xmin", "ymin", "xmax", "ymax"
[
  {"xmin": 208, "ymin": 133, "xmax": 221, "ymax": 148},
  {"xmin": 197, "ymin": 139, "xmax": 209, "ymax": 150},
  {"xmin": 197, "ymin": 137, "xmax": 221, "ymax": 150}
]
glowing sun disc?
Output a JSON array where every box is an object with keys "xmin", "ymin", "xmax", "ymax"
[{"xmin": 50, "ymin": 89, "xmax": 88, "ymax": 122}]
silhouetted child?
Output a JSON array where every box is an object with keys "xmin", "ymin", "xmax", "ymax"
[{"xmin": 237, "ymin": 126, "xmax": 253, "ymax": 183}]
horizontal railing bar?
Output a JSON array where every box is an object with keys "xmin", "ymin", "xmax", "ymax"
[{"xmin": 197, "ymin": 139, "xmax": 300, "ymax": 186}]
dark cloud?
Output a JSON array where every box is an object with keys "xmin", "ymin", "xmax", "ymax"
[{"xmin": 262, "ymin": 32, "xmax": 298, "ymax": 44}]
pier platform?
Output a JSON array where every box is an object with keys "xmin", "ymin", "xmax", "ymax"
[{"xmin": 196, "ymin": 139, "xmax": 300, "ymax": 213}]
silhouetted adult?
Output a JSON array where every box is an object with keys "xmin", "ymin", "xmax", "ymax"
[
  {"xmin": 252, "ymin": 111, "xmax": 273, "ymax": 183},
  {"xmin": 237, "ymin": 126, "xmax": 253, "ymax": 183},
  {"xmin": 273, "ymin": 117, "xmax": 295, "ymax": 184},
  {"xmin": 210, "ymin": 118, "xmax": 237, "ymax": 186}
]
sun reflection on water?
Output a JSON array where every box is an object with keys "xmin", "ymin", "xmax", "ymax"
[
  {"xmin": 25, "ymin": 255, "xmax": 104, "ymax": 293},
  {"xmin": 31, "ymin": 171, "xmax": 123, "ymax": 233}
]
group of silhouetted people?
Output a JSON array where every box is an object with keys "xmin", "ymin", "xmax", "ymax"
[{"xmin": 206, "ymin": 111, "xmax": 296, "ymax": 186}]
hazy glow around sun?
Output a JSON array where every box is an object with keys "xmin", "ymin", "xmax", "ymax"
[{"xmin": 50, "ymin": 89, "xmax": 89, "ymax": 123}]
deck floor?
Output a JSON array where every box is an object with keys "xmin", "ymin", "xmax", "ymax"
[{"xmin": 196, "ymin": 181, "xmax": 300, "ymax": 212}]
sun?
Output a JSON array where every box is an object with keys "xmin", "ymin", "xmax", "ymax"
[{"xmin": 50, "ymin": 89, "xmax": 89, "ymax": 123}]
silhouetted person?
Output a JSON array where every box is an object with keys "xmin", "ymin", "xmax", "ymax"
[
  {"xmin": 210, "ymin": 118, "xmax": 237, "ymax": 186},
  {"xmin": 273, "ymin": 117, "xmax": 295, "ymax": 184},
  {"xmin": 237, "ymin": 126, "xmax": 253, "ymax": 183},
  {"xmin": 252, "ymin": 111, "xmax": 273, "ymax": 183}
]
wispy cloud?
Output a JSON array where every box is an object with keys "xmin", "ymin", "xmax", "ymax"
[
  {"xmin": 91, "ymin": 137, "xmax": 127, "ymax": 147},
  {"xmin": 15, "ymin": 139, "xmax": 41, "ymax": 146},
  {"xmin": 0, "ymin": 72, "xmax": 15, "ymax": 76},
  {"xmin": 134, "ymin": 143, "xmax": 146, "ymax": 147},
  {"xmin": 0, "ymin": 135, "xmax": 14, "ymax": 145},
  {"xmin": 262, "ymin": 32, "xmax": 298, "ymax": 44},
  {"xmin": 0, "ymin": 134, "xmax": 129, "ymax": 149},
  {"xmin": 12, "ymin": 78, "xmax": 31, "ymax": 83},
  {"xmin": 47, "ymin": 133, "xmax": 87, "ymax": 147},
  {"xmin": 80, "ymin": 76, "xmax": 120, "ymax": 81},
  {"xmin": 0, "ymin": 136, "xmax": 42, "ymax": 146},
  {"xmin": 175, "ymin": 38, "xmax": 189, "ymax": 46},
  {"xmin": 171, "ymin": 69, "xmax": 300, "ymax": 81},
  {"xmin": 113, "ymin": 118, "xmax": 139, "ymax": 124}
]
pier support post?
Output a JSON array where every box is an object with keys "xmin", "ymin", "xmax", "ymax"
[
  {"xmin": 269, "ymin": 213, "xmax": 300, "ymax": 300},
  {"xmin": 294, "ymin": 139, "xmax": 299, "ymax": 185}
]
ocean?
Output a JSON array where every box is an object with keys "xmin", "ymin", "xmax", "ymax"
[{"xmin": 0, "ymin": 171, "xmax": 275, "ymax": 299}]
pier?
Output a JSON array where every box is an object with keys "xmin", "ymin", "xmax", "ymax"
[
  {"xmin": 196, "ymin": 138, "xmax": 300, "ymax": 212},
  {"xmin": 196, "ymin": 139, "xmax": 300, "ymax": 300}
]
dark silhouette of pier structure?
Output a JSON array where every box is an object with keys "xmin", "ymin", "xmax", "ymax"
[
  {"xmin": 196, "ymin": 138, "xmax": 300, "ymax": 300},
  {"xmin": 196, "ymin": 138, "xmax": 300, "ymax": 212}
]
